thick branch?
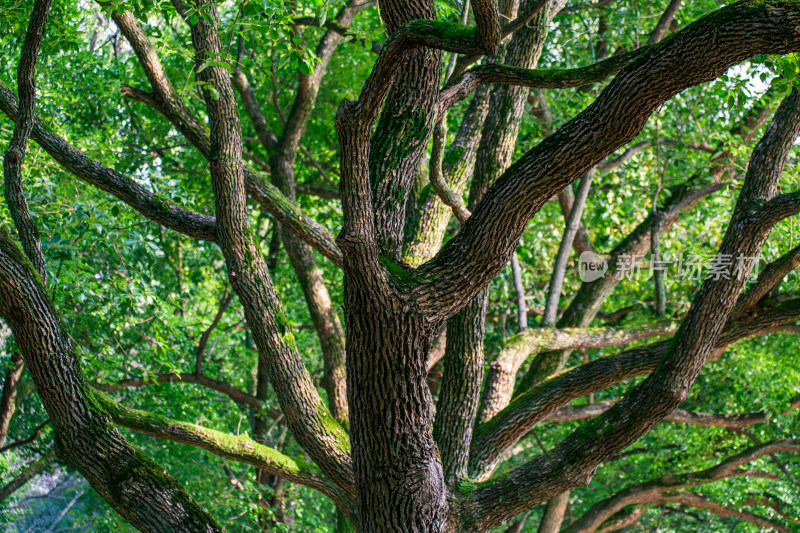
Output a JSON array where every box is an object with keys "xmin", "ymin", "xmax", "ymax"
[
  {"xmin": 3, "ymin": 0, "xmax": 50, "ymax": 281},
  {"xmin": 564, "ymin": 440, "xmax": 800, "ymax": 533},
  {"xmin": 0, "ymin": 227, "xmax": 221, "ymax": 530},
  {"xmin": 0, "ymin": 83, "xmax": 217, "ymax": 241},
  {"xmin": 472, "ymin": 0, "xmax": 501, "ymax": 55},
  {"xmin": 734, "ymin": 243, "xmax": 800, "ymax": 318},
  {"xmin": 175, "ymin": 0, "xmax": 353, "ymax": 495},
  {"xmin": 439, "ymin": 47, "xmax": 649, "ymax": 112},
  {"xmin": 477, "ymin": 320, "xmax": 678, "ymax": 423},
  {"xmin": 414, "ymin": 0, "xmax": 800, "ymax": 320},
  {"xmin": 467, "ymin": 82, "xmax": 800, "ymax": 531},
  {"xmin": 91, "ymin": 389, "xmax": 349, "ymax": 506}
]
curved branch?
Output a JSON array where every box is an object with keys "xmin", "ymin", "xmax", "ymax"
[
  {"xmin": 467, "ymin": 81, "xmax": 800, "ymax": 531},
  {"xmin": 544, "ymin": 395, "xmax": 800, "ymax": 428},
  {"xmin": 653, "ymin": 493, "xmax": 791, "ymax": 533},
  {"xmin": 3, "ymin": 0, "xmax": 50, "ymax": 281},
  {"xmin": 93, "ymin": 372, "xmax": 275, "ymax": 413},
  {"xmin": 0, "ymin": 83, "xmax": 217, "ymax": 241},
  {"xmin": 174, "ymin": 0, "xmax": 354, "ymax": 495},
  {"xmin": 734, "ymin": 243, "xmax": 800, "ymax": 318},
  {"xmin": 478, "ymin": 320, "xmax": 678, "ymax": 423},
  {"xmin": 564, "ymin": 439, "xmax": 800, "ymax": 533},
  {"xmin": 429, "ymin": 119, "xmax": 471, "ymax": 224},
  {"xmin": 0, "ymin": 227, "xmax": 221, "ymax": 530},
  {"xmin": 0, "ymin": 419, "xmax": 49, "ymax": 453},
  {"xmin": 91, "ymin": 389, "xmax": 350, "ymax": 507},
  {"xmin": 757, "ymin": 191, "xmax": 800, "ymax": 226},
  {"xmin": 439, "ymin": 47, "xmax": 649, "ymax": 112},
  {"xmin": 414, "ymin": 0, "xmax": 800, "ymax": 320}
]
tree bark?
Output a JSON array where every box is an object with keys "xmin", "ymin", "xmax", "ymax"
[
  {"xmin": 0, "ymin": 351, "xmax": 23, "ymax": 448},
  {"xmin": 0, "ymin": 229, "xmax": 222, "ymax": 531}
]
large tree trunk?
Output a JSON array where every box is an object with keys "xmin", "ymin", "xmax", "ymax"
[{"xmin": 345, "ymin": 285, "xmax": 446, "ymax": 531}]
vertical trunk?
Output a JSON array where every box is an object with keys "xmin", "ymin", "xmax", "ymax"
[
  {"xmin": 444, "ymin": 0, "xmax": 552, "ymax": 481},
  {"xmin": 537, "ymin": 491, "xmax": 570, "ymax": 533},
  {"xmin": 345, "ymin": 284, "xmax": 446, "ymax": 531},
  {"xmin": 433, "ymin": 289, "xmax": 488, "ymax": 484},
  {"xmin": 273, "ymin": 157, "xmax": 348, "ymax": 424},
  {"xmin": 0, "ymin": 351, "xmax": 24, "ymax": 447}
]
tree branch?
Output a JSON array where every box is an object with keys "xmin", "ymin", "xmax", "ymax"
[
  {"xmin": 646, "ymin": 0, "xmax": 683, "ymax": 45},
  {"xmin": 733, "ymin": 243, "xmax": 800, "ymax": 319},
  {"xmin": 652, "ymin": 493, "xmax": 791, "ymax": 533},
  {"xmin": 110, "ymin": 9, "xmax": 344, "ymax": 266},
  {"xmin": 414, "ymin": 1, "xmax": 800, "ymax": 320},
  {"xmin": 544, "ymin": 396, "xmax": 800, "ymax": 428},
  {"xmin": 174, "ymin": 0, "xmax": 353, "ymax": 495},
  {"xmin": 90, "ymin": 389, "xmax": 352, "ymax": 509},
  {"xmin": 0, "ymin": 419, "xmax": 49, "ymax": 453},
  {"xmin": 93, "ymin": 372, "xmax": 274, "ymax": 412},
  {"xmin": 195, "ymin": 290, "xmax": 233, "ymax": 375},
  {"xmin": 565, "ymin": 440, "xmax": 800, "ymax": 533},
  {"xmin": 466, "ymin": 81, "xmax": 800, "ymax": 531},
  {"xmin": 439, "ymin": 47, "xmax": 649, "ymax": 112},
  {"xmin": 472, "ymin": 0, "xmax": 501, "ymax": 55},
  {"xmin": 0, "ymin": 227, "xmax": 221, "ymax": 530},
  {"xmin": 3, "ymin": 0, "xmax": 50, "ymax": 282},
  {"xmin": 0, "ymin": 83, "xmax": 217, "ymax": 241},
  {"xmin": 477, "ymin": 320, "xmax": 678, "ymax": 424},
  {"xmin": 471, "ymin": 297, "xmax": 800, "ymax": 479},
  {"xmin": 0, "ymin": 351, "xmax": 24, "ymax": 448}
]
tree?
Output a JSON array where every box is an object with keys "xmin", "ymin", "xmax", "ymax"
[{"xmin": 1, "ymin": 0, "xmax": 799, "ymax": 531}]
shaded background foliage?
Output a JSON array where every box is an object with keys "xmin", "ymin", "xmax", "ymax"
[{"xmin": 1, "ymin": 0, "xmax": 798, "ymax": 530}]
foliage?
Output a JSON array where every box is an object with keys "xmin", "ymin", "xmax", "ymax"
[{"xmin": 1, "ymin": 0, "xmax": 799, "ymax": 531}]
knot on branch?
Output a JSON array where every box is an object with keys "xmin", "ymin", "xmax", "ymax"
[
  {"xmin": 120, "ymin": 86, "xmax": 156, "ymax": 107},
  {"xmin": 334, "ymin": 99, "xmax": 359, "ymax": 126},
  {"xmin": 335, "ymin": 226, "xmax": 375, "ymax": 254}
]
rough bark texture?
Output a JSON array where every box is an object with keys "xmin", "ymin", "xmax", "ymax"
[
  {"xmin": 0, "ymin": 229, "xmax": 222, "ymax": 531},
  {"xmin": 564, "ymin": 440, "xmax": 800, "ymax": 533},
  {"xmin": 173, "ymin": 0, "xmax": 354, "ymax": 501},
  {"xmin": 5, "ymin": 1, "xmax": 800, "ymax": 531},
  {"xmin": 433, "ymin": 289, "xmax": 488, "ymax": 485},
  {"xmin": 3, "ymin": 0, "xmax": 49, "ymax": 282},
  {"xmin": 470, "ymin": 298, "xmax": 800, "ymax": 479},
  {"xmin": 464, "ymin": 84, "xmax": 800, "ymax": 533},
  {"xmin": 477, "ymin": 320, "xmax": 678, "ymax": 424},
  {"xmin": 237, "ymin": 3, "xmax": 357, "ymax": 425},
  {"xmin": 0, "ymin": 350, "xmax": 24, "ymax": 448}
]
